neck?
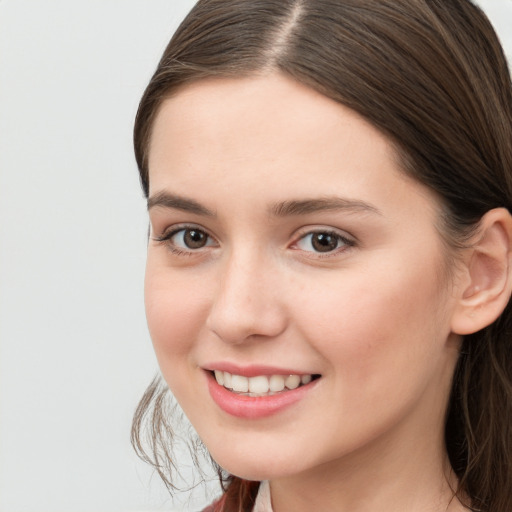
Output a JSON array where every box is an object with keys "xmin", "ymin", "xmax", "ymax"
[{"xmin": 269, "ymin": 417, "xmax": 467, "ymax": 512}]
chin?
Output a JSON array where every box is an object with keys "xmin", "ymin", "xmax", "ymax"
[{"xmin": 208, "ymin": 444, "xmax": 302, "ymax": 482}]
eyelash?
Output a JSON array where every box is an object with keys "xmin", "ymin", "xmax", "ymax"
[
  {"xmin": 152, "ymin": 224, "xmax": 218, "ymax": 256},
  {"xmin": 292, "ymin": 229, "xmax": 355, "ymax": 258},
  {"xmin": 152, "ymin": 225, "xmax": 356, "ymax": 258}
]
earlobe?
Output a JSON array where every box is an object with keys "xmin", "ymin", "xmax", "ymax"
[{"xmin": 451, "ymin": 208, "xmax": 512, "ymax": 335}]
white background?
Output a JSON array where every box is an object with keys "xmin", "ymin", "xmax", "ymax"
[{"xmin": 0, "ymin": 1, "xmax": 511, "ymax": 511}]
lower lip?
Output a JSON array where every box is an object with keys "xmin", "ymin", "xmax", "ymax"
[{"xmin": 206, "ymin": 372, "xmax": 318, "ymax": 419}]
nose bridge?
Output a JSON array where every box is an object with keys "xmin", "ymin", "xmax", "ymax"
[{"xmin": 206, "ymin": 244, "xmax": 287, "ymax": 344}]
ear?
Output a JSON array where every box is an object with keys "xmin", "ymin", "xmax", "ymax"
[{"xmin": 451, "ymin": 208, "xmax": 512, "ymax": 335}]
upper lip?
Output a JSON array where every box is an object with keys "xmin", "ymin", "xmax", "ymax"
[{"xmin": 202, "ymin": 362, "xmax": 319, "ymax": 377}]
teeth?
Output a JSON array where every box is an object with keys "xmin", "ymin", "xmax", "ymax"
[
  {"xmin": 214, "ymin": 371, "xmax": 315, "ymax": 395},
  {"xmin": 285, "ymin": 374, "xmax": 301, "ymax": 390},
  {"xmin": 231, "ymin": 375, "xmax": 249, "ymax": 392},
  {"xmin": 301, "ymin": 375, "xmax": 312, "ymax": 385},
  {"xmin": 249, "ymin": 376, "xmax": 270, "ymax": 394},
  {"xmin": 269, "ymin": 375, "xmax": 285, "ymax": 392}
]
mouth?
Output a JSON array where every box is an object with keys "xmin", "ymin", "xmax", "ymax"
[{"xmin": 211, "ymin": 370, "xmax": 321, "ymax": 397}]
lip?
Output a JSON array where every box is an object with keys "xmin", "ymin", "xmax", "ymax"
[
  {"xmin": 205, "ymin": 368, "xmax": 320, "ymax": 419},
  {"xmin": 203, "ymin": 362, "xmax": 314, "ymax": 378}
]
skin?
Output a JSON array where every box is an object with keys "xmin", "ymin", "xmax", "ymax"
[{"xmin": 145, "ymin": 74, "xmax": 470, "ymax": 511}]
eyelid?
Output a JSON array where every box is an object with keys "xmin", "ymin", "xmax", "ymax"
[
  {"xmin": 152, "ymin": 223, "xmax": 218, "ymax": 254},
  {"xmin": 151, "ymin": 223, "xmax": 355, "ymax": 258},
  {"xmin": 290, "ymin": 226, "xmax": 356, "ymax": 256},
  {"xmin": 153, "ymin": 222, "xmax": 212, "ymax": 240}
]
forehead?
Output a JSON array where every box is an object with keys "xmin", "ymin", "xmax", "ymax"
[
  {"xmin": 149, "ymin": 74, "xmax": 388, "ymax": 147},
  {"xmin": 147, "ymin": 74, "xmax": 438, "ymax": 220},
  {"xmin": 150, "ymin": 75, "xmax": 391, "ymax": 178}
]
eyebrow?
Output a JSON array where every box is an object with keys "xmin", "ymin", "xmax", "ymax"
[
  {"xmin": 147, "ymin": 191, "xmax": 381, "ymax": 218},
  {"xmin": 147, "ymin": 191, "xmax": 216, "ymax": 217},
  {"xmin": 270, "ymin": 197, "xmax": 382, "ymax": 217}
]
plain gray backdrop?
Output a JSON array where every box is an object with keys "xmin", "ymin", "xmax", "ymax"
[{"xmin": 1, "ymin": 1, "xmax": 511, "ymax": 511}]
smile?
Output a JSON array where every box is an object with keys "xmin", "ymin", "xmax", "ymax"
[
  {"xmin": 213, "ymin": 370, "xmax": 317, "ymax": 397},
  {"xmin": 207, "ymin": 369, "xmax": 321, "ymax": 418}
]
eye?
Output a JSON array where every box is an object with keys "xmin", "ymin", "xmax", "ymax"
[
  {"xmin": 295, "ymin": 230, "xmax": 353, "ymax": 253},
  {"xmin": 170, "ymin": 227, "xmax": 216, "ymax": 250},
  {"xmin": 153, "ymin": 225, "xmax": 217, "ymax": 254}
]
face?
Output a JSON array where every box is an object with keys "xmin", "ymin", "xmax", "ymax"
[{"xmin": 145, "ymin": 74, "xmax": 462, "ymax": 482}]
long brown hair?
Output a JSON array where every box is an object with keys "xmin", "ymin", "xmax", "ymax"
[{"xmin": 131, "ymin": 1, "xmax": 512, "ymax": 510}]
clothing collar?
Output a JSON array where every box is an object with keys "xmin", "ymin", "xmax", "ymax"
[{"xmin": 253, "ymin": 481, "xmax": 273, "ymax": 512}]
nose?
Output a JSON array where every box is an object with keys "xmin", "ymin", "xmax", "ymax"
[{"xmin": 206, "ymin": 250, "xmax": 288, "ymax": 345}]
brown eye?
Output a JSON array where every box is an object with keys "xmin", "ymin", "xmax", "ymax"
[
  {"xmin": 166, "ymin": 227, "xmax": 215, "ymax": 251},
  {"xmin": 183, "ymin": 229, "xmax": 208, "ymax": 249},
  {"xmin": 311, "ymin": 232, "xmax": 338, "ymax": 252},
  {"xmin": 296, "ymin": 230, "xmax": 353, "ymax": 254}
]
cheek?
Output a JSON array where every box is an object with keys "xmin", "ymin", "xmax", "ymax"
[
  {"xmin": 293, "ymin": 255, "xmax": 452, "ymax": 391},
  {"xmin": 144, "ymin": 259, "xmax": 210, "ymax": 379}
]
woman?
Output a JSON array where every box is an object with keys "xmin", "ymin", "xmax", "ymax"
[{"xmin": 131, "ymin": 1, "xmax": 512, "ymax": 510}]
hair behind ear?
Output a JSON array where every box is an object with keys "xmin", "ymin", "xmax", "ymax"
[{"xmin": 446, "ymin": 301, "xmax": 512, "ymax": 511}]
